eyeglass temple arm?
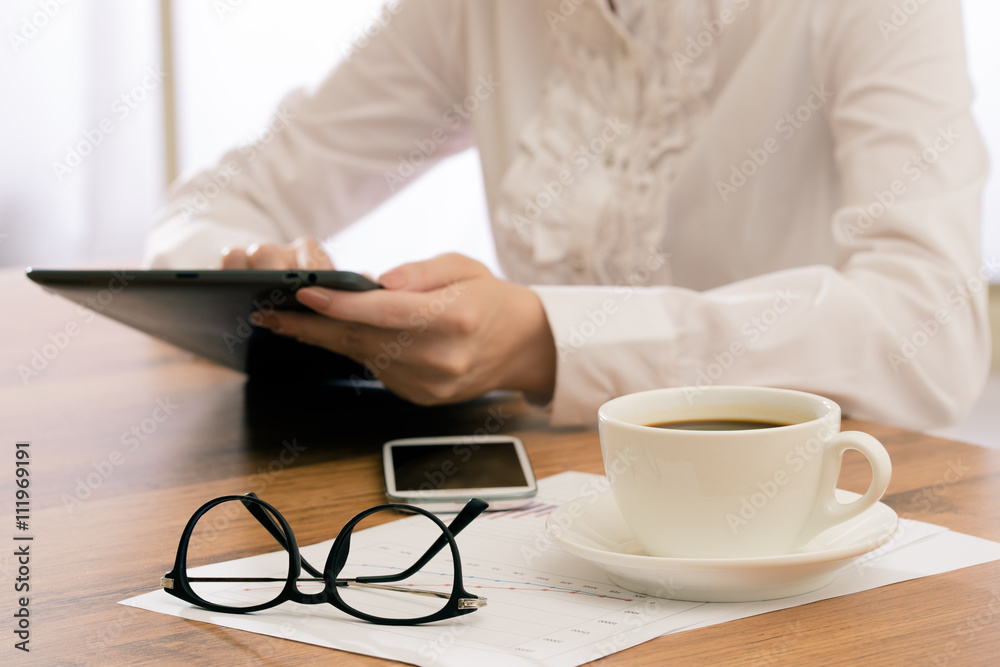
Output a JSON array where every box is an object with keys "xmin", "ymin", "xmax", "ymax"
[
  {"xmin": 171, "ymin": 576, "xmax": 454, "ymax": 602},
  {"xmin": 241, "ymin": 493, "xmax": 323, "ymax": 578},
  {"xmin": 345, "ymin": 498, "xmax": 489, "ymax": 585},
  {"xmin": 168, "ymin": 575, "xmax": 475, "ymax": 605}
]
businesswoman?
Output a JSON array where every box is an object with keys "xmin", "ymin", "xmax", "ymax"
[{"xmin": 145, "ymin": 0, "xmax": 990, "ymax": 429}]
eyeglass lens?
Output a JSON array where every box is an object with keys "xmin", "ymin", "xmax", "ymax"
[
  {"xmin": 336, "ymin": 507, "xmax": 457, "ymax": 620},
  {"xmin": 186, "ymin": 498, "xmax": 291, "ymax": 609}
]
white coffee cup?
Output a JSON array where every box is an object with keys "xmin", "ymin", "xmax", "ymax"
[{"xmin": 598, "ymin": 386, "xmax": 892, "ymax": 559}]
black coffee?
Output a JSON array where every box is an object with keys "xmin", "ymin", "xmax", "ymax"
[{"xmin": 648, "ymin": 419, "xmax": 788, "ymax": 431}]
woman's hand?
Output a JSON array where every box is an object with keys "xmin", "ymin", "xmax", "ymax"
[
  {"xmin": 252, "ymin": 253, "xmax": 557, "ymax": 405},
  {"xmin": 221, "ymin": 237, "xmax": 335, "ymax": 269}
]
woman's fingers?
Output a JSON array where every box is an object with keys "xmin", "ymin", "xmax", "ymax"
[
  {"xmin": 295, "ymin": 283, "xmax": 465, "ymax": 331},
  {"xmin": 250, "ymin": 310, "xmax": 474, "ymax": 404},
  {"xmin": 378, "ymin": 253, "xmax": 488, "ymax": 291},
  {"xmin": 293, "ymin": 237, "xmax": 335, "ymax": 269},
  {"xmin": 250, "ymin": 252, "xmax": 557, "ymax": 405},
  {"xmin": 221, "ymin": 247, "xmax": 249, "ymax": 269},
  {"xmin": 245, "ymin": 242, "xmax": 297, "ymax": 269},
  {"xmin": 222, "ymin": 238, "xmax": 335, "ymax": 270}
]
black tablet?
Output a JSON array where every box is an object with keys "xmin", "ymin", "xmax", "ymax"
[{"xmin": 25, "ymin": 268, "xmax": 382, "ymax": 383}]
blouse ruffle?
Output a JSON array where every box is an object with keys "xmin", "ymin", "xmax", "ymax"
[{"xmin": 493, "ymin": 0, "xmax": 720, "ymax": 286}]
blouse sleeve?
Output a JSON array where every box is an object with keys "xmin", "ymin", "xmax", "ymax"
[
  {"xmin": 143, "ymin": 0, "xmax": 471, "ymax": 269},
  {"xmin": 534, "ymin": 0, "xmax": 991, "ymax": 430}
]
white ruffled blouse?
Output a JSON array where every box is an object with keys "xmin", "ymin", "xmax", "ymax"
[
  {"xmin": 145, "ymin": 0, "xmax": 991, "ymax": 430},
  {"xmin": 496, "ymin": 0, "xmax": 718, "ymax": 287}
]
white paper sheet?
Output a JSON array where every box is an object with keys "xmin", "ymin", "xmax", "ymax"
[{"xmin": 122, "ymin": 472, "xmax": 1000, "ymax": 666}]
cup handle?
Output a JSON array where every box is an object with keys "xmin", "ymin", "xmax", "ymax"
[{"xmin": 798, "ymin": 431, "xmax": 892, "ymax": 546}]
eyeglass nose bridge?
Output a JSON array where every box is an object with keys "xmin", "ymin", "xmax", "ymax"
[{"xmin": 291, "ymin": 586, "xmax": 333, "ymax": 606}]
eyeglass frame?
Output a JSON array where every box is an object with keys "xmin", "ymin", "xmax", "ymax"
[{"xmin": 160, "ymin": 493, "xmax": 488, "ymax": 626}]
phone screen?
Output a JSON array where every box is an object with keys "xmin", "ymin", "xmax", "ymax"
[{"xmin": 390, "ymin": 441, "xmax": 528, "ymax": 491}]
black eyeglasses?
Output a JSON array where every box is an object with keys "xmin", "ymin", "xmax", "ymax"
[{"xmin": 160, "ymin": 493, "xmax": 488, "ymax": 625}]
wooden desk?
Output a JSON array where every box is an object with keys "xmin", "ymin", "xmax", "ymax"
[{"xmin": 4, "ymin": 267, "xmax": 999, "ymax": 666}]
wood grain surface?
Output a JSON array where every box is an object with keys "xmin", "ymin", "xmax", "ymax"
[{"xmin": 2, "ymin": 268, "xmax": 998, "ymax": 666}]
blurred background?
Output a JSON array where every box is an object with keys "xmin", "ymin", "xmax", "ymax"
[
  {"xmin": 1, "ymin": 0, "xmax": 997, "ymax": 442},
  {"xmin": 0, "ymin": 0, "xmax": 497, "ymax": 276}
]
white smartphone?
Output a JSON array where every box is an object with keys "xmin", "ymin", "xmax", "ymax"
[{"xmin": 382, "ymin": 435, "xmax": 538, "ymax": 511}]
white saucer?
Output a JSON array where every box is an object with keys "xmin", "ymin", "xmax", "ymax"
[{"xmin": 544, "ymin": 489, "xmax": 898, "ymax": 602}]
